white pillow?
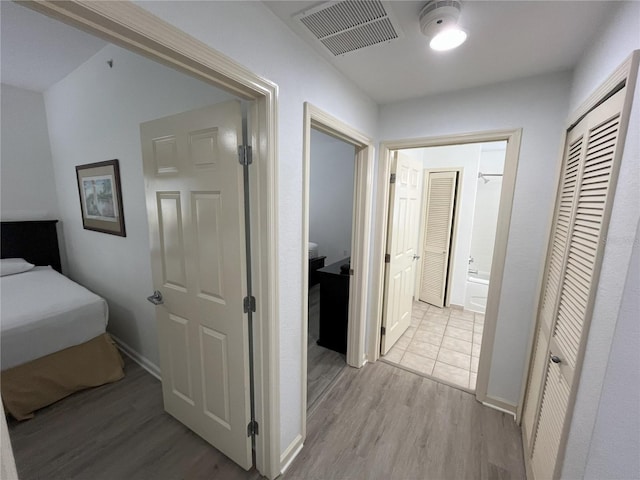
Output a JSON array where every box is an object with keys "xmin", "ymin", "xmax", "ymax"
[{"xmin": 0, "ymin": 258, "xmax": 35, "ymax": 277}]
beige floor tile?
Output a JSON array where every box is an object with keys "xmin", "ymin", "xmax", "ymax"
[
  {"xmin": 402, "ymin": 326, "xmax": 417, "ymax": 340},
  {"xmin": 400, "ymin": 351, "xmax": 435, "ymax": 376},
  {"xmin": 475, "ymin": 314, "xmax": 485, "ymax": 324},
  {"xmin": 423, "ymin": 313, "xmax": 449, "ymax": 325},
  {"xmin": 449, "ymin": 309, "xmax": 475, "ymax": 321},
  {"xmin": 469, "ymin": 372, "xmax": 477, "ymax": 390},
  {"xmin": 394, "ymin": 335, "xmax": 412, "ymax": 350},
  {"xmin": 445, "ymin": 325, "xmax": 473, "ymax": 342},
  {"xmin": 437, "ymin": 348, "xmax": 471, "ymax": 370},
  {"xmin": 432, "ymin": 362, "xmax": 470, "ymax": 388},
  {"xmin": 419, "ymin": 321, "xmax": 446, "ymax": 335},
  {"xmin": 474, "ymin": 323, "xmax": 484, "ymax": 334},
  {"xmin": 472, "ymin": 343, "xmax": 481, "ymax": 357},
  {"xmin": 406, "ymin": 339, "xmax": 440, "ymax": 360},
  {"xmin": 471, "ymin": 356, "xmax": 479, "ymax": 373},
  {"xmin": 448, "ymin": 317, "xmax": 474, "ymax": 332},
  {"xmin": 473, "ymin": 332, "xmax": 483, "ymax": 345},
  {"xmin": 384, "ymin": 345, "xmax": 405, "ymax": 363},
  {"xmin": 410, "ymin": 316, "xmax": 422, "ymax": 328},
  {"xmin": 413, "ymin": 329, "xmax": 444, "ymax": 347},
  {"xmin": 428, "ymin": 305, "xmax": 451, "ymax": 315},
  {"xmin": 441, "ymin": 336, "xmax": 473, "ymax": 355},
  {"xmin": 412, "ymin": 301, "xmax": 429, "ymax": 312}
]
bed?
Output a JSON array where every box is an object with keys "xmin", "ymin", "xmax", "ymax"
[{"xmin": 1, "ymin": 220, "xmax": 124, "ymax": 420}]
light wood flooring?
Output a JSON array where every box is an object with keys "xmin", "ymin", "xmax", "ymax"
[
  {"xmin": 286, "ymin": 360, "xmax": 525, "ymax": 479},
  {"xmin": 8, "ymin": 346, "xmax": 525, "ymax": 480},
  {"xmin": 306, "ymin": 284, "xmax": 345, "ymax": 412},
  {"xmin": 7, "ymin": 357, "xmax": 261, "ymax": 480}
]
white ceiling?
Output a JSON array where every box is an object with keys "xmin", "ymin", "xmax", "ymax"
[
  {"xmin": 0, "ymin": 1, "xmax": 618, "ymax": 103},
  {"xmin": 0, "ymin": 1, "xmax": 106, "ymax": 92},
  {"xmin": 264, "ymin": 1, "xmax": 617, "ymax": 104}
]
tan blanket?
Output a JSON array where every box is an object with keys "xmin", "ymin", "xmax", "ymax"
[{"xmin": 1, "ymin": 333, "xmax": 124, "ymax": 420}]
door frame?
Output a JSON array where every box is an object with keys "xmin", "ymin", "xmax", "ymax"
[
  {"xmin": 414, "ymin": 167, "xmax": 464, "ymax": 305},
  {"xmin": 299, "ymin": 103, "xmax": 374, "ymax": 443},
  {"xmin": 24, "ymin": 2, "xmax": 280, "ymax": 478},
  {"xmin": 371, "ymin": 129, "xmax": 522, "ymax": 409}
]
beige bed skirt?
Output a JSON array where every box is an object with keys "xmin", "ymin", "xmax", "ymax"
[{"xmin": 1, "ymin": 333, "xmax": 124, "ymax": 420}]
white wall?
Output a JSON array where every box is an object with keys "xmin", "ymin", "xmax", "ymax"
[
  {"xmin": 561, "ymin": 2, "xmax": 640, "ymax": 477},
  {"xmin": 379, "ymin": 70, "xmax": 572, "ymax": 406},
  {"xmin": 309, "ymin": 128, "xmax": 355, "ymax": 266},
  {"xmin": 129, "ymin": 0, "xmax": 380, "ymax": 457},
  {"xmin": 44, "ymin": 43, "xmax": 235, "ymax": 370},
  {"xmin": 568, "ymin": 2, "xmax": 640, "ymax": 112},
  {"xmin": 584, "ymin": 219, "xmax": 640, "ymax": 480},
  {"xmin": 1, "ymin": 83, "xmax": 58, "ymax": 220},
  {"xmin": 471, "ymin": 144, "xmax": 507, "ymax": 275},
  {"xmin": 409, "ymin": 144, "xmax": 481, "ymax": 307}
]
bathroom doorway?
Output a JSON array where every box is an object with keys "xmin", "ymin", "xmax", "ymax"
[{"xmin": 377, "ymin": 137, "xmax": 511, "ymax": 394}]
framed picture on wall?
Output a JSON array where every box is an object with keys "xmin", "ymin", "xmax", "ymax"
[{"xmin": 75, "ymin": 159, "xmax": 126, "ymax": 237}]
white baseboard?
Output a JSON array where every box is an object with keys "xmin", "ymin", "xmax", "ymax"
[
  {"xmin": 482, "ymin": 396, "xmax": 517, "ymax": 419},
  {"xmin": 111, "ymin": 334, "xmax": 161, "ymax": 380},
  {"xmin": 279, "ymin": 434, "xmax": 303, "ymax": 475}
]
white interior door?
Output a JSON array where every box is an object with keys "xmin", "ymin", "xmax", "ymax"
[
  {"xmin": 523, "ymin": 86, "xmax": 627, "ymax": 479},
  {"xmin": 140, "ymin": 100, "xmax": 252, "ymax": 470},
  {"xmin": 419, "ymin": 171, "xmax": 457, "ymax": 307},
  {"xmin": 381, "ymin": 152, "xmax": 423, "ymax": 354}
]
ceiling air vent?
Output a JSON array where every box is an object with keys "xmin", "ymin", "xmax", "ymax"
[{"xmin": 295, "ymin": 1, "xmax": 401, "ymax": 56}]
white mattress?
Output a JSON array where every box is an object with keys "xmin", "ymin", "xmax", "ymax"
[{"xmin": 1, "ymin": 267, "xmax": 108, "ymax": 370}]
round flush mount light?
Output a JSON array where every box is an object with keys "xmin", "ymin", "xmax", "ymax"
[{"xmin": 419, "ymin": 0, "xmax": 468, "ymax": 52}]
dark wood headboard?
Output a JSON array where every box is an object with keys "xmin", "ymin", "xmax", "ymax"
[{"xmin": 1, "ymin": 221, "xmax": 62, "ymax": 273}]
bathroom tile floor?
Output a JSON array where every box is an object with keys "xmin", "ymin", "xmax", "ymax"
[{"xmin": 382, "ymin": 300, "xmax": 484, "ymax": 390}]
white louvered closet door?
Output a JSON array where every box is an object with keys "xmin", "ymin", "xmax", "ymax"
[
  {"xmin": 419, "ymin": 171, "xmax": 457, "ymax": 307},
  {"xmin": 524, "ymin": 86, "xmax": 627, "ymax": 480}
]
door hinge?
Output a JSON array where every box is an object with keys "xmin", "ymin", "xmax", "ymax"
[
  {"xmin": 384, "ymin": 254, "xmax": 391, "ymax": 263},
  {"xmin": 238, "ymin": 145, "xmax": 253, "ymax": 166},
  {"xmin": 381, "ymin": 326, "xmax": 386, "ymax": 335},
  {"xmin": 243, "ymin": 295, "xmax": 256, "ymax": 313},
  {"xmin": 247, "ymin": 420, "xmax": 259, "ymax": 437},
  {"xmin": 348, "ymin": 268, "xmax": 354, "ymax": 276},
  {"xmin": 390, "ymin": 173, "xmax": 396, "ymax": 184}
]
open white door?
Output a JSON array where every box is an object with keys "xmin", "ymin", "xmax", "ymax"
[
  {"xmin": 381, "ymin": 152, "xmax": 423, "ymax": 354},
  {"xmin": 419, "ymin": 171, "xmax": 457, "ymax": 308},
  {"xmin": 140, "ymin": 100, "xmax": 252, "ymax": 469}
]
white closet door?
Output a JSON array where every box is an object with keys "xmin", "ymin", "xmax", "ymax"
[
  {"xmin": 522, "ymin": 121, "xmax": 586, "ymax": 444},
  {"xmin": 525, "ymin": 86, "xmax": 627, "ymax": 480},
  {"xmin": 419, "ymin": 171, "xmax": 457, "ymax": 307}
]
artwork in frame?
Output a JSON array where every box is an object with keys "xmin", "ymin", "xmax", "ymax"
[{"xmin": 75, "ymin": 160, "xmax": 126, "ymax": 237}]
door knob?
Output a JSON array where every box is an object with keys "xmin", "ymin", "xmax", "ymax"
[
  {"xmin": 413, "ymin": 254, "xmax": 421, "ymax": 260},
  {"xmin": 147, "ymin": 290, "xmax": 164, "ymax": 305},
  {"xmin": 550, "ymin": 355, "xmax": 561, "ymax": 364}
]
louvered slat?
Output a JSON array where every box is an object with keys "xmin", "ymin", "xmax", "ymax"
[
  {"xmin": 552, "ymin": 113, "xmax": 618, "ymax": 367},
  {"xmin": 419, "ymin": 173, "xmax": 456, "ymax": 306},
  {"xmin": 523, "ymin": 331, "xmax": 548, "ymax": 445},
  {"xmin": 531, "ymin": 362, "xmax": 571, "ymax": 480},
  {"xmin": 538, "ymin": 136, "xmax": 583, "ymax": 330}
]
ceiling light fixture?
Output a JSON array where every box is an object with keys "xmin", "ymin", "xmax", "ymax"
[{"xmin": 419, "ymin": 0, "xmax": 467, "ymax": 52}]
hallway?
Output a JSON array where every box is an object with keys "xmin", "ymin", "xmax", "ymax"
[{"xmin": 286, "ymin": 360, "xmax": 524, "ymax": 479}]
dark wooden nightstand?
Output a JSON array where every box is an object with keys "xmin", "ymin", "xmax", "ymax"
[{"xmin": 309, "ymin": 255, "xmax": 326, "ymax": 288}]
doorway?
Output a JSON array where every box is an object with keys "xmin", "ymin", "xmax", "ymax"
[
  {"xmin": 380, "ymin": 142, "xmax": 507, "ymax": 391},
  {"xmin": 296, "ymin": 103, "xmax": 374, "ymax": 456},
  {"xmin": 305, "ymin": 128, "xmax": 355, "ymax": 412},
  {"xmin": 371, "ymin": 130, "xmax": 522, "ymax": 405},
  {"xmin": 9, "ymin": 2, "xmax": 280, "ymax": 477}
]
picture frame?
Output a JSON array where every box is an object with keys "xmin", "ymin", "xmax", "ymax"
[{"xmin": 75, "ymin": 159, "xmax": 126, "ymax": 237}]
